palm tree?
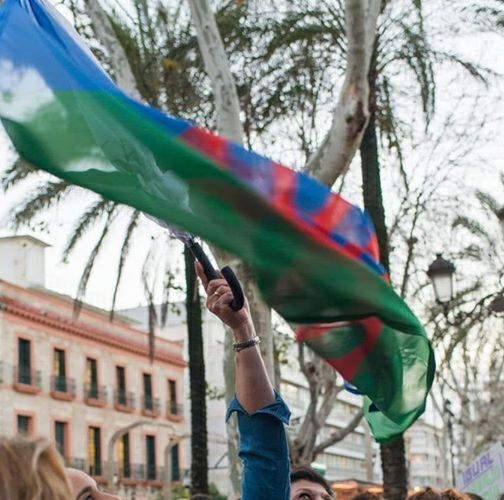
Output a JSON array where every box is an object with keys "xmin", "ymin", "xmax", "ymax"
[
  {"xmin": 1, "ymin": 0, "xmax": 496, "ymax": 496},
  {"xmin": 184, "ymin": 247, "xmax": 209, "ymax": 495}
]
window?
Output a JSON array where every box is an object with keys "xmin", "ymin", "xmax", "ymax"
[
  {"xmin": 53, "ymin": 349, "xmax": 67, "ymax": 392},
  {"xmin": 88, "ymin": 427, "xmax": 101, "ymax": 476},
  {"xmin": 168, "ymin": 379, "xmax": 178, "ymax": 415},
  {"xmin": 143, "ymin": 373, "xmax": 153, "ymax": 410},
  {"xmin": 86, "ymin": 358, "xmax": 98, "ymax": 399},
  {"xmin": 18, "ymin": 338, "xmax": 31, "ymax": 384},
  {"xmin": 54, "ymin": 421, "xmax": 67, "ymax": 458},
  {"xmin": 145, "ymin": 435, "xmax": 156, "ymax": 480},
  {"xmin": 117, "ymin": 433, "xmax": 130, "ymax": 478},
  {"xmin": 116, "ymin": 366, "xmax": 127, "ymax": 405},
  {"xmin": 17, "ymin": 414, "xmax": 32, "ymax": 434},
  {"xmin": 171, "ymin": 443, "xmax": 180, "ymax": 481}
]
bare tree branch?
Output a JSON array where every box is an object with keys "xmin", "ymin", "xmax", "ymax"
[
  {"xmin": 313, "ymin": 408, "xmax": 364, "ymax": 455},
  {"xmin": 84, "ymin": 0, "xmax": 142, "ymax": 99},
  {"xmin": 186, "ymin": 0, "xmax": 244, "ymax": 143},
  {"xmin": 305, "ymin": 0, "xmax": 382, "ymax": 186}
]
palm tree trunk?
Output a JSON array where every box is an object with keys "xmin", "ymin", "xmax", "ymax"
[
  {"xmin": 184, "ymin": 247, "xmax": 209, "ymax": 495},
  {"xmin": 360, "ymin": 112, "xmax": 407, "ymax": 500}
]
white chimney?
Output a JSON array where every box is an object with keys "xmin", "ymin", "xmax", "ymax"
[{"xmin": 0, "ymin": 235, "xmax": 49, "ymax": 288}]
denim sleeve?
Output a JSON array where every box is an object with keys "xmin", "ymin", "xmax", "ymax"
[{"xmin": 226, "ymin": 392, "xmax": 291, "ymax": 500}]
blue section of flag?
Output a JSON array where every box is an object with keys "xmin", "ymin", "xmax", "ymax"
[{"xmin": 293, "ymin": 174, "xmax": 330, "ymax": 215}]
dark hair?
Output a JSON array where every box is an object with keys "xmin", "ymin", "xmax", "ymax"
[
  {"xmin": 290, "ymin": 466, "xmax": 334, "ymax": 498},
  {"xmin": 407, "ymin": 487, "xmax": 470, "ymax": 500},
  {"xmin": 466, "ymin": 494, "xmax": 484, "ymax": 500},
  {"xmin": 352, "ymin": 493, "xmax": 384, "ymax": 500}
]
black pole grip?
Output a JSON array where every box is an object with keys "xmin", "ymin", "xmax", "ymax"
[
  {"xmin": 188, "ymin": 240, "xmax": 220, "ymax": 281},
  {"xmin": 188, "ymin": 241, "xmax": 245, "ymax": 311},
  {"xmin": 221, "ymin": 266, "xmax": 245, "ymax": 311}
]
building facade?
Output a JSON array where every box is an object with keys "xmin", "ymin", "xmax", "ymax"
[
  {"xmin": 405, "ymin": 419, "xmax": 446, "ymax": 489},
  {"xmin": 0, "ymin": 236, "xmax": 188, "ymax": 498},
  {"xmin": 279, "ymin": 344, "xmax": 380, "ymax": 484}
]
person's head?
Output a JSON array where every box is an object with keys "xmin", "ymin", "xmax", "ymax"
[
  {"xmin": 290, "ymin": 466, "xmax": 335, "ymax": 500},
  {"xmin": 407, "ymin": 487, "xmax": 470, "ymax": 500},
  {"xmin": 0, "ymin": 435, "xmax": 72, "ymax": 500},
  {"xmin": 66, "ymin": 468, "xmax": 120, "ymax": 500},
  {"xmin": 466, "ymin": 494, "xmax": 484, "ymax": 500},
  {"xmin": 352, "ymin": 493, "xmax": 384, "ymax": 500}
]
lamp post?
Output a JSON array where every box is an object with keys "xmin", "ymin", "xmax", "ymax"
[{"xmin": 444, "ymin": 399, "xmax": 456, "ymax": 487}]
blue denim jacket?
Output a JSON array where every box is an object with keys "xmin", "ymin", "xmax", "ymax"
[{"xmin": 226, "ymin": 392, "xmax": 291, "ymax": 500}]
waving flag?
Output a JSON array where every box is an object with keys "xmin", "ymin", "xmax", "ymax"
[{"xmin": 0, "ymin": 0, "xmax": 434, "ymax": 441}]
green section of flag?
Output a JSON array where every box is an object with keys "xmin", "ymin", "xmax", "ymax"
[{"xmin": 0, "ymin": 85, "xmax": 435, "ymax": 441}]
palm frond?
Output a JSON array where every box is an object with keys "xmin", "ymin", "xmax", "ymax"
[
  {"xmin": 475, "ymin": 190, "xmax": 500, "ymax": 215},
  {"xmin": 398, "ymin": 22, "xmax": 436, "ymax": 125},
  {"xmin": 12, "ymin": 180, "xmax": 71, "ymax": 229},
  {"xmin": 159, "ymin": 269, "xmax": 173, "ymax": 329},
  {"xmin": 63, "ymin": 199, "xmax": 116, "ymax": 261},
  {"xmin": 110, "ymin": 210, "xmax": 141, "ymax": 319},
  {"xmin": 142, "ymin": 266, "xmax": 158, "ymax": 363},
  {"xmin": 457, "ymin": 244, "xmax": 484, "ymax": 261},
  {"xmin": 74, "ymin": 205, "xmax": 117, "ymax": 316},
  {"xmin": 452, "ymin": 215, "xmax": 490, "ymax": 239},
  {"xmin": 376, "ymin": 76, "xmax": 409, "ymax": 191},
  {"xmin": 1, "ymin": 158, "xmax": 38, "ymax": 190}
]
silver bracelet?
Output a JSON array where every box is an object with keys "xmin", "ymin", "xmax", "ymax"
[{"xmin": 233, "ymin": 336, "xmax": 261, "ymax": 352}]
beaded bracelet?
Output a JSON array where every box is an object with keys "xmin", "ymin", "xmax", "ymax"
[{"xmin": 233, "ymin": 336, "xmax": 261, "ymax": 352}]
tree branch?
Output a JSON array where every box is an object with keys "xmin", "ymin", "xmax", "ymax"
[
  {"xmin": 186, "ymin": 0, "xmax": 244, "ymax": 143},
  {"xmin": 305, "ymin": 0, "xmax": 381, "ymax": 186},
  {"xmin": 313, "ymin": 408, "xmax": 364, "ymax": 455},
  {"xmin": 84, "ymin": 0, "xmax": 142, "ymax": 99}
]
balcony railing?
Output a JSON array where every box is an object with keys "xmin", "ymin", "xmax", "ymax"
[
  {"xmin": 114, "ymin": 390, "xmax": 135, "ymax": 410},
  {"xmin": 142, "ymin": 395, "xmax": 161, "ymax": 415},
  {"xmin": 117, "ymin": 462, "xmax": 132, "ymax": 479},
  {"xmin": 13, "ymin": 366, "xmax": 41, "ymax": 392},
  {"xmin": 84, "ymin": 383, "xmax": 107, "ymax": 405},
  {"xmin": 167, "ymin": 401, "xmax": 184, "ymax": 417},
  {"xmin": 50, "ymin": 375, "xmax": 76, "ymax": 398},
  {"xmin": 65, "ymin": 458, "xmax": 103, "ymax": 476},
  {"xmin": 131, "ymin": 463, "xmax": 163, "ymax": 481},
  {"xmin": 66, "ymin": 457, "xmax": 86, "ymax": 471}
]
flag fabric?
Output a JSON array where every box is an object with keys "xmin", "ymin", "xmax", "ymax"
[{"xmin": 0, "ymin": 0, "xmax": 434, "ymax": 441}]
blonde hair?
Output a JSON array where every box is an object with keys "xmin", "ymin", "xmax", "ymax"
[{"xmin": 0, "ymin": 435, "xmax": 72, "ymax": 499}]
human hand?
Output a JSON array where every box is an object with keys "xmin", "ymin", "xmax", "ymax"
[{"xmin": 195, "ymin": 262, "xmax": 252, "ymax": 332}]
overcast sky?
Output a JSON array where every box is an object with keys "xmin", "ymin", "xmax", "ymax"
[{"xmin": 0, "ymin": 0, "xmax": 503, "ymax": 312}]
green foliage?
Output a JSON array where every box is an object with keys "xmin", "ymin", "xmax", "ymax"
[
  {"xmin": 170, "ymin": 483, "xmax": 226, "ymax": 499},
  {"xmin": 209, "ymin": 483, "xmax": 228, "ymax": 500},
  {"xmin": 172, "ymin": 484, "xmax": 190, "ymax": 499}
]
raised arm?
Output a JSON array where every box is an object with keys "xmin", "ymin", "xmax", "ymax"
[
  {"xmin": 195, "ymin": 262, "xmax": 290, "ymax": 500},
  {"xmin": 195, "ymin": 262, "xmax": 274, "ymax": 412}
]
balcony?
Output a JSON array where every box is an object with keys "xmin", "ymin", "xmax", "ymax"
[
  {"xmin": 50, "ymin": 375, "xmax": 76, "ymax": 401},
  {"xmin": 114, "ymin": 390, "xmax": 135, "ymax": 413},
  {"xmin": 166, "ymin": 401, "xmax": 184, "ymax": 422},
  {"xmin": 141, "ymin": 395, "xmax": 161, "ymax": 418},
  {"xmin": 84, "ymin": 383, "xmax": 108, "ymax": 407},
  {"xmin": 13, "ymin": 366, "xmax": 42, "ymax": 394},
  {"xmin": 66, "ymin": 458, "xmax": 104, "ymax": 478},
  {"xmin": 131, "ymin": 464, "xmax": 164, "ymax": 485}
]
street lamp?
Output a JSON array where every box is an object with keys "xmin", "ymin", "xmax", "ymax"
[{"xmin": 427, "ymin": 254, "xmax": 456, "ymax": 305}]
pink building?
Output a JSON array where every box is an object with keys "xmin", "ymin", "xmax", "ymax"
[{"xmin": 0, "ymin": 235, "xmax": 188, "ymax": 497}]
